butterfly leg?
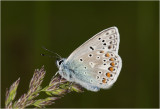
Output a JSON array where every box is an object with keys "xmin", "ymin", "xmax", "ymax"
[
  {"xmin": 52, "ymin": 71, "xmax": 59, "ymax": 78},
  {"xmin": 68, "ymin": 82, "xmax": 74, "ymax": 91}
]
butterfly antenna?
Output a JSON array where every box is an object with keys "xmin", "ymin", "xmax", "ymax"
[
  {"xmin": 42, "ymin": 46, "xmax": 62, "ymax": 59},
  {"xmin": 40, "ymin": 53, "xmax": 55, "ymax": 58}
]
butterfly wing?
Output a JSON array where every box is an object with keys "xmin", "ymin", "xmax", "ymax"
[
  {"xmin": 66, "ymin": 27, "xmax": 122, "ymax": 90},
  {"xmin": 67, "ymin": 26, "xmax": 120, "ymax": 61}
]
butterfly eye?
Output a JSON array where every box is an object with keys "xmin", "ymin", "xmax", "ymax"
[{"xmin": 58, "ymin": 60, "xmax": 64, "ymax": 65}]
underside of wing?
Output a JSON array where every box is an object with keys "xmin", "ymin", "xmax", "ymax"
[
  {"xmin": 67, "ymin": 26, "xmax": 120, "ymax": 62},
  {"xmin": 69, "ymin": 50, "xmax": 122, "ymax": 89},
  {"xmin": 65, "ymin": 27, "xmax": 122, "ymax": 89}
]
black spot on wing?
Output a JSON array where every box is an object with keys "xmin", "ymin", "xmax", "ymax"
[{"xmin": 90, "ymin": 46, "xmax": 94, "ymax": 50}]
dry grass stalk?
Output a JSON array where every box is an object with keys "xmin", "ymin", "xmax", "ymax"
[{"xmin": 5, "ymin": 66, "xmax": 83, "ymax": 108}]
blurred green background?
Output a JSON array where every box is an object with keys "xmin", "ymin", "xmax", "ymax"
[{"xmin": 1, "ymin": 1, "xmax": 159, "ymax": 108}]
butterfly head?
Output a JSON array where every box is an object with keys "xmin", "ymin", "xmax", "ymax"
[
  {"xmin": 56, "ymin": 58, "xmax": 66, "ymax": 68},
  {"xmin": 56, "ymin": 58, "xmax": 73, "ymax": 81}
]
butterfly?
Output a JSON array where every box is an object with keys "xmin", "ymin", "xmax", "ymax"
[{"xmin": 56, "ymin": 27, "xmax": 122, "ymax": 91}]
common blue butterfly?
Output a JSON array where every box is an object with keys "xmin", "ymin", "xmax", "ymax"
[{"xmin": 56, "ymin": 27, "xmax": 122, "ymax": 91}]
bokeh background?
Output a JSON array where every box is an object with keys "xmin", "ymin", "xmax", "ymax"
[{"xmin": 1, "ymin": 1, "xmax": 159, "ymax": 108}]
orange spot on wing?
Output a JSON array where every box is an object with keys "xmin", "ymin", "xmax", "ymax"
[
  {"xmin": 111, "ymin": 62, "xmax": 115, "ymax": 66},
  {"xmin": 105, "ymin": 53, "xmax": 110, "ymax": 57},
  {"xmin": 109, "ymin": 67, "xmax": 114, "ymax": 71},
  {"xmin": 102, "ymin": 78, "xmax": 107, "ymax": 83},
  {"xmin": 106, "ymin": 73, "xmax": 111, "ymax": 77},
  {"xmin": 110, "ymin": 58, "xmax": 114, "ymax": 61}
]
